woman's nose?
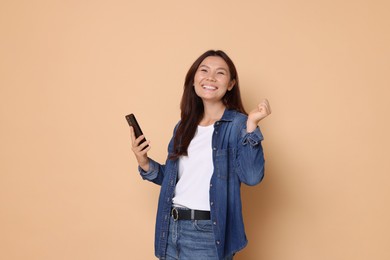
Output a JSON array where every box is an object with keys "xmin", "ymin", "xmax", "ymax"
[{"xmin": 207, "ymin": 73, "xmax": 217, "ymax": 81}]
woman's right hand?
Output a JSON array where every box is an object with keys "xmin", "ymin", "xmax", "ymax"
[{"xmin": 130, "ymin": 126, "xmax": 151, "ymax": 172}]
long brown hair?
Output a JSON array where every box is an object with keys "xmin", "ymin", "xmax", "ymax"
[{"xmin": 170, "ymin": 50, "xmax": 247, "ymax": 160}]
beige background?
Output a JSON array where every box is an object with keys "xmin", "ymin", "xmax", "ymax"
[{"xmin": 1, "ymin": 0, "xmax": 389, "ymax": 259}]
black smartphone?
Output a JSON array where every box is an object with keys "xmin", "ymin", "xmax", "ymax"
[{"xmin": 125, "ymin": 113, "xmax": 148, "ymax": 149}]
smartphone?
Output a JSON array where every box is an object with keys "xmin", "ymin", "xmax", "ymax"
[{"xmin": 125, "ymin": 113, "xmax": 148, "ymax": 149}]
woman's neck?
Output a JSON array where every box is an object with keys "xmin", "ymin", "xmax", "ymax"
[{"xmin": 199, "ymin": 102, "xmax": 226, "ymax": 126}]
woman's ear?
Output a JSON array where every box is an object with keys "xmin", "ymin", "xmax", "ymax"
[{"xmin": 228, "ymin": 79, "xmax": 236, "ymax": 91}]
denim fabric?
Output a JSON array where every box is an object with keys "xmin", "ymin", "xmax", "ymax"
[
  {"xmin": 165, "ymin": 217, "xmax": 233, "ymax": 260},
  {"xmin": 139, "ymin": 109, "xmax": 265, "ymax": 259}
]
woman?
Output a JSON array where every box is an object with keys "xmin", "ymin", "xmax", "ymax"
[{"xmin": 130, "ymin": 50, "xmax": 271, "ymax": 259}]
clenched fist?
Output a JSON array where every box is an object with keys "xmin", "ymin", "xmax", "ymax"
[{"xmin": 247, "ymin": 99, "xmax": 271, "ymax": 132}]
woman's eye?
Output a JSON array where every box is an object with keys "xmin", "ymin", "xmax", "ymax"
[{"xmin": 217, "ymin": 71, "xmax": 225, "ymax": 75}]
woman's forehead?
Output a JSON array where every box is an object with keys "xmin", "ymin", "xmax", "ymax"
[{"xmin": 199, "ymin": 56, "xmax": 229, "ymax": 69}]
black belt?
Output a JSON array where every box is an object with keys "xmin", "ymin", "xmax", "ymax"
[{"xmin": 171, "ymin": 207, "xmax": 210, "ymax": 221}]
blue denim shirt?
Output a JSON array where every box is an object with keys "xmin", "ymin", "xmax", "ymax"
[{"xmin": 139, "ymin": 109, "xmax": 265, "ymax": 259}]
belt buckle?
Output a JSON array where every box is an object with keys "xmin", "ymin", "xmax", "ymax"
[{"xmin": 172, "ymin": 207, "xmax": 179, "ymax": 221}]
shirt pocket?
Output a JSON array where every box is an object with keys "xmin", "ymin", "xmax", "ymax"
[{"xmin": 214, "ymin": 148, "xmax": 235, "ymax": 180}]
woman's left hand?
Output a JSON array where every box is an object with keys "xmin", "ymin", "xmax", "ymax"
[{"xmin": 247, "ymin": 99, "xmax": 272, "ymax": 132}]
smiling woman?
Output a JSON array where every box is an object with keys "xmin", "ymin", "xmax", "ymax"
[
  {"xmin": 128, "ymin": 50, "xmax": 271, "ymax": 259},
  {"xmin": 172, "ymin": 50, "xmax": 251, "ymax": 160}
]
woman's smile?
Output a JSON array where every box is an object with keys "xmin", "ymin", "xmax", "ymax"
[{"xmin": 202, "ymin": 84, "xmax": 218, "ymax": 90}]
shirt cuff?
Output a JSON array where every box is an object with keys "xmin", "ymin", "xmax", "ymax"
[
  {"xmin": 138, "ymin": 158, "xmax": 159, "ymax": 180},
  {"xmin": 241, "ymin": 127, "xmax": 264, "ymax": 146}
]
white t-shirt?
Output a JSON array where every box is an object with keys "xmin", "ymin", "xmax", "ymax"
[{"xmin": 172, "ymin": 124, "xmax": 214, "ymax": 211}]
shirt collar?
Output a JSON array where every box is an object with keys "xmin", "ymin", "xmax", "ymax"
[{"xmin": 219, "ymin": 109, "xmax": 237, "ymax": 122}]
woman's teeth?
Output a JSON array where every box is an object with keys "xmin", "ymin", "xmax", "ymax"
[{"xmin": 203, "ymin": 85, "xmax": 217, "ymax": 90}]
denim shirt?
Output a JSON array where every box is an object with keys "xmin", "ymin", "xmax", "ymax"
[{"xmin": 139, "ymin": 109, "xmax": 265, "ymax": 259}]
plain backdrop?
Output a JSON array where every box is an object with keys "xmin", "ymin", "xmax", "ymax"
[{"xmin": 1, "ymin": 0, "xmax": 389, "ymax": 259}]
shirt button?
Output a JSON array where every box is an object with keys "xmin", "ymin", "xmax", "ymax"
[
  {"xmin": 213, "ymin": 221, "xmax": 217, "ymax": 225},
  {"xmin": 210, "ymin": 183, "xmax": 213, "ymax": 187},
  {"xmin": 216, "ymin": 240, "xmax": 220, "ymax": 245},
  {"xmin": 210, "ymin": 202, "xmax": 214, "ymax": 206},
  {"xmin": 213, "ymin": 147, "xmax": 216, "ymax": 151},
  {"xmin": 215, "ymin": 131, "xmax": 218, "ymax": 134}
]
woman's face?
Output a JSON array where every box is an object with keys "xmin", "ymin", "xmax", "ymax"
[{"xmin": 193, "ymin": 56, "xmax": 235, "ymax": 105}]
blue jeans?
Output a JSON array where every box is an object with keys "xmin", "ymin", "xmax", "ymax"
[{"xmin": 164, "ymin": 216, "xmax": 233, "ymax": 260}]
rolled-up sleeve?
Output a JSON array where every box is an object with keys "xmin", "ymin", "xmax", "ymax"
[
  {"xmin": 138, "ymin": 158, "xmax": 166, "ymax": 186},
  {"xmin": 136, "ymin": 122, "xmax": 179, "ymax": 186},
  {"xmin": 241, "ymin": 127, "xmax": 264, "ymax": 146},
  {"xmin": 236, "ymin": 126, "xmax": 265, "ymax": 186},
  {"xmin": 138, "ymin": 158, "xmax": 160, "ymax": 179}
]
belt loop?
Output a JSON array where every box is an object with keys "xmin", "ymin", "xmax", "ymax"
[{"xmin": 191, "ymin": 209, "xmax": 195, "ymax": 220}]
